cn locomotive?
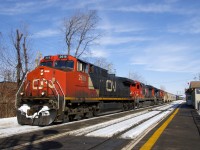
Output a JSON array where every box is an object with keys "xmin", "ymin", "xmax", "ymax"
[{"xmin": 16, "ymin": 55, "xmax": 176, "ymax": 126}]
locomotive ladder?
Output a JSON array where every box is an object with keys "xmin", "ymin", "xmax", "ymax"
[{"xmin": 49, "ymin": 80, "xmax": 65, "ymax": 111}]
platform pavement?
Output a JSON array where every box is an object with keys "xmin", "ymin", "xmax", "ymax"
[{"xmin": 134, "ymin": 102, "xmax": 200, "ymax": 150}]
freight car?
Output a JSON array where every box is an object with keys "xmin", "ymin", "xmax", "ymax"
[{"xmin": 16, "ymin": 55, "xmax": 174, "ymax": 126}]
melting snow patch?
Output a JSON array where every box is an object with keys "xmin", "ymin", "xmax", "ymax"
[
  {"xmin": 120, "ymin": 110, "xmax": 171, "ymax": 139},
  {"xmin": 68, "ymin": 110, "xmax": 149, "ymax": 136},
  {"xmin": 85, "ymin": 111, "xmax": 160, "ymax": 138}
]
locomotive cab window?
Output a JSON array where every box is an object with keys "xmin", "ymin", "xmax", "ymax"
[
  {"xmin": 77, "ymin": 61, "xmax": 88, "ymax": 73},
  {"xmin": 40, "ymin": 61, "xmax": 53, "ymax": 67},
  {"xmin": 131, "ymin": 83, "xmax": 136, "ymax": 87},
  {"xmin": 54, "ymin": 60, "xmax": 74, "ymax": 70}
]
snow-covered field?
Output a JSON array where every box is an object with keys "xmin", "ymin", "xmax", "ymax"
[{"xmin": 0, "ymin": 100, "xmax": 184, "ymax": 139}]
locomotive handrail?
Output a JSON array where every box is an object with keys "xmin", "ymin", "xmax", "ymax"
[
  {"xmin": 55, "ymin": 80, "xmax": 66, "ymax": 111},
  {"xmin": 48, "ymin": 80, "xmax": 65, "ymax": 111},
  {"xmin": 48, "ymin": 80, "xmax": 60, "ymax": 109},
  {"xmin": 25, "ymin": 81, "xmax": 30, "ymax": 93},
  {"xmin": 15, "ymin": 71, "xmax": 29, "ymax": 108}
]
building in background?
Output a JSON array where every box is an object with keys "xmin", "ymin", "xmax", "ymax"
[{"xmin": 185, "ymin": 81, "xmax": 200, "ymax": 111}]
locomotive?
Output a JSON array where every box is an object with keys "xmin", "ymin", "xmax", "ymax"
[{"xmin": 16, "ymin": 54, "xmax": 176, "ymax": 126}]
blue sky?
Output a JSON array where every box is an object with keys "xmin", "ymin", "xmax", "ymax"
[{"xmin": 1, "ymin": 0, "xmax": 200, "ymax": 95}]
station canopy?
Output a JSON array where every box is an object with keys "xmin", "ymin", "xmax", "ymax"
[{"xmin": 185, "ymin": 81, "xmax": 200, "ymax": 94}]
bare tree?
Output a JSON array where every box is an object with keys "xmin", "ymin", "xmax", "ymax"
[
  {"xmin": 128, "ymin": 71, "xmax": 146, "ymax": 83},
  {"xmin": 13, "ymin": 29, "xmax": 23, "ymax": 87},
  {"xmin": 193, "ymin": 73, "xmax": 200, "ymax": 81},
  {"xmin": 93, "ymin": 57, "xmax": 115, "ymax": 74},
  {"xmin": 63, "ymin": 10, "xmax": 100, "ymax": 58},
  {"xmin": 0, "ymin": 25, "xmax": 32, "ymax": 118},
  {"xmin": 12, "ymin": 28, "xmax": 31, "ymax": 87},
  {"xmin": 0, "ymin": 33, "xmax": 15, "ymax": 81},
  {"xmin": 35, "ymin": 51, "xmax": 43, "ymax": 68},
  {"xmin": 0, "ymin": 24, "xmax": 32, "ymax": 87},
  {"xmin": 23, "ymin": 37, "xmax": 28, "ymax": 73}
]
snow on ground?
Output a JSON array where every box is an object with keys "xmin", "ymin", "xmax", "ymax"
[
  {"xmin": 0, "ymin": 117, "xmax": 40, "ymax": 138},
  {"xmin": 0, "ymin": 117, "xmax": 18, "ymax": 129},
  {"xmin": 0, "ymin": 100, "xmax": 184, "ymax": 139},
  {"xmin": 68, "ymin": 100, "xmax": 184, "ymax": 138},
  {"xmin": 0, "ymin": 108, "xmax": 149, "ymax": 139},
  {"xmin": 121, "ymin": 101, "xmax": 183, "ymax": 139},
  {"xmin": 68, "ymin": 110, "xmax": 150, "ymax": 136},
  {"xmin": 80, "ymin": 100, "xmax": 183, "ymax": 138},
  {"xmin": 85, "ymin": 111, "xmax": 160, "ymax": 137},
  {"xmin": 120, "ymin": 110, "xmax": 171, "ymax": 139}
]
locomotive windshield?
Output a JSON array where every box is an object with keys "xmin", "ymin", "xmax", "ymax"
[
  {"xmin": 55, "ymin": 60, "xmax": 74, "ymax": 69},
  {"xmin": 40, "ymin": 61, "xmax": 53, "ymax": 67}
]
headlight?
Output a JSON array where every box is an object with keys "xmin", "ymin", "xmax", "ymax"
[
  {"xmin": 20, "ymin": 92, "xmax": 24, "ymax": 96},
  {"xmin": 41, "ymin": 91, "xmax": 45, "ymax": 96}
]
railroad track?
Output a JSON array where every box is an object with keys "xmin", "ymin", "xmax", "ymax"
[
  {"xmin": 64, "ymin": 102, "xmax": 181, "ymax": 150},
  {"xmin": 0, "ymin": 101, "xmax": 183, "ymax": 150}
]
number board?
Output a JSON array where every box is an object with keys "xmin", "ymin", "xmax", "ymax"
[
  {"xmin": 59, "ymin": 55, "xmax": 67, "ymax": 59},
  {"xmin": 44, "ymin": 56, "xmax": 51, "ymax": 60}
]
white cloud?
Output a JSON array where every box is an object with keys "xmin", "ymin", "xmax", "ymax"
[
  {"xmin": 98, "ymin": 36, "xmax": 154, "ymax": 46},
  {"xmin": 0, "ymin": 0, "xmax": 58, "ymax": 15},
  {"xmin": 98, "ymin": 2, "xmax": 199, "ymax": 16},
  {"xmin": 111, "ymin": 4, "xmax": 172, "ymax": 13},
  {"xmin": 90, "ymin": 49, "xmax": 109, "ymax": 58},
  {"xmin": 131, "ymin": 43, "xmax": 200, "ymax": 73},
  {"xmin": 32, "ymin": 29, "xmax": 60, "ymax": 38},
  {"xmin": 98, "ymin": 23, "xmax": 145, "ymax": 34},
  {"xmin": 168, "ymin": 17, "xmax": 200, "ymax": 34}
]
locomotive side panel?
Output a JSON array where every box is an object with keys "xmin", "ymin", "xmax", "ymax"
[{"xmin": 89, "ymin": 66, "xmax": 130, "ymax": 98}]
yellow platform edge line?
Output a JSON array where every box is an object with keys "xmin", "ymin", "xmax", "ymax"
[{"xmin": 140, "ymin": 108, "xmax": 180, "ymax": 150}]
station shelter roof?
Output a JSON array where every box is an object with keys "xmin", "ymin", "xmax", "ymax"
[
  {"xmin": 190, "ymin": 81, "xmax": 200, "ymax": 89},
  {"xmin": 185, "ymin": 81, "xmax": 200, "ymax": 94}
]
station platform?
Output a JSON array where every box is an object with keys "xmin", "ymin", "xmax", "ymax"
[{"xmin": 134, "ymin": 102, "xmax": 200, "ymax": 150}]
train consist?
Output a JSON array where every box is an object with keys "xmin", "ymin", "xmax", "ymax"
[{"xmin": 16, "ymin": 55, "xmax": 177, "ymax": 126}]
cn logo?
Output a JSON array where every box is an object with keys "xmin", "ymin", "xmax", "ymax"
[
  {"xmin": 32, "ymin": 78, "xmax": 54, "ymax": 90},
  {"xmin": 106, "ymin": 80, "xmax": 116, "ymax": 92}
]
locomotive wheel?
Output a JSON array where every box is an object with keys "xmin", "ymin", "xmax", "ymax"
[
  {"xmin": 74, "ymin": 114, "xmax": 82, "ymax": 120},
  {"xmin": 85, "ymin": 110, "xmax": 94, "ymax": 118},
  {"xmin": 129, "ymin": 103, "xmax": 134, "ymax": 110},
  {"xmin": 63, "ymin": 115, "xmax": 69, "ymax": 123},
  {"xmin": 93, "ymin": 108, "xmax": 100, "ymax": 116}
]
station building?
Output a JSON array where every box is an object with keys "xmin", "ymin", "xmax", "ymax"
[{"xmin": 185, "ymin": 81, "xmax": 200, "ymax": 111}]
